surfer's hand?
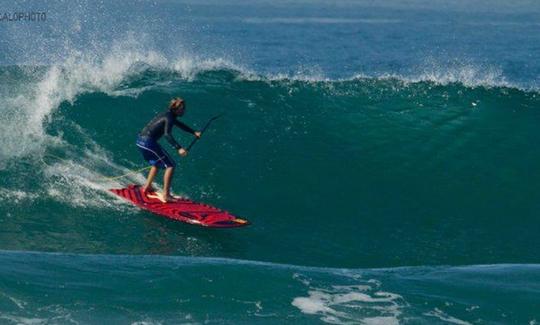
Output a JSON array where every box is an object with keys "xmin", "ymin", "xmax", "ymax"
[
  {"xmin": 178, "ymin": 148, "xmax": 188, "ymax": 156},
  {"xmin": 194, "ymin": 131, "xmax": 202, "ymax": 139}
]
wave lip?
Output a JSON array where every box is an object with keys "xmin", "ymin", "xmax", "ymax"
[
  {"xmin": 0, "ymin": 46, "xmax": 533, "ymax": 166},
  {"xmin": 350, "ymin": 59, "xmax": 527, "ymax": 90}
]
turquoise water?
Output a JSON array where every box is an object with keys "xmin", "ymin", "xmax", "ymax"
[
  {"xmin": 1, "ymin": 0, "xmax": 540, "ymax": 323},
  {"xmin": 1, "ymin": 250, "xmax": 539, "ymax": 324}
]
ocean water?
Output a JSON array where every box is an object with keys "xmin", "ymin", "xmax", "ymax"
[{"xmin": 0, "ymin": 0, "xmax": 539, "ymax": 323}]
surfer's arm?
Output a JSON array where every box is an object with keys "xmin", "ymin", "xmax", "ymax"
[
  {"xmin": 164, "ymin": 118, "xmax": 182, "ymax": 150},
  {"xmin": 174, "ymin": 120, "xmax": 196, "ymax": 135}
]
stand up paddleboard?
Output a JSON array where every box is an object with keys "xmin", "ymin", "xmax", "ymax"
[{"xmin": 110, "ymin": 184, "xmax": 249, "ymax": 228}]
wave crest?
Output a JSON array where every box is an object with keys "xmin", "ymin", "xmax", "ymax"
[{"xmin": 0, "ymin": 45, "xmax": 534, "ymax": 169}]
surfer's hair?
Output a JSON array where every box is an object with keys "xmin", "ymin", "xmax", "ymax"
[{"xmin": 169, "ymin": 98, "xmax": 184, "ymax": 111}]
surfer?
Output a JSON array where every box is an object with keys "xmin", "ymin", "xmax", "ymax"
[{"xmin": 136, "ymin": 98, "xmax": 201, "ymax": 203}]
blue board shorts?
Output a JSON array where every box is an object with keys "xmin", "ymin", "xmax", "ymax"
[{"xmin": 136, "ymin": 136, "xmax": 176, "ymax": 169}]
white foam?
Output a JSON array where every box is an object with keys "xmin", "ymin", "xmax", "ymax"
[
  {"xmin": 234, "ymin": 58, "xmax": 525, "ymax": 91},
  {"xmin": 363, "ymin": 316, "xmax": 400, "ymax": 325},
  {"xmin": 172, "ymin": 56, "xmax": 252, "ymax": 81},
  {"xmin": 0, "ymin": 40, "xmax": 160, "ymax": 166},
  {"xmin": 293, "ymin": 293, "xmax": 335, "ymax": 314},
  {"xmin": 0, "ymin": 302, "xmax": 79, "ymax": 325},
  {"xmin": 42, "ymin": 149, "xmax": 145, "ymax": 210},
  {"xmin": 0, "ymin": 315, "xmax": 45, "ymax": 325},
  {"xmin": 292, "ymin": 280, "xmax": 404, "ymax": 324},
  {"xmin": 0, "ymin": 189, "xmax": 39, "ymax": 205},
  {"xmin": 351, "ymin": 59, "xmax": 516, "ymax": 90},
  {"xmin": 424, "ymin": 308, "xmax": 472, "ymax": 325},
  {"xmin": 0, "ymin": 293, "xmax": 27, "ymax": 310},
  {"xmin": 0, "ymin": 35, "xmax": 252, "ymax": 169}
]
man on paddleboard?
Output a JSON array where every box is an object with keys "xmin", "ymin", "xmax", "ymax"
[{"xmin": 136, "ymin": 98, "xmax": 201, "ymax": 203}]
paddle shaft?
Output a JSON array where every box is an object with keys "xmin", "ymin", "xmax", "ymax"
[{"xmin": 186, "ymin": 114, "xmax": 223, "ymax": 151}]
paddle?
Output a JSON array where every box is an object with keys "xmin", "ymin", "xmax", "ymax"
[
  {"xmin": 96, "ymin": 114, "xmax": 224, "ymax": 181},
  {"xmin": 186, "ymin": 113, "xmax": 224, "ymax": 151}
]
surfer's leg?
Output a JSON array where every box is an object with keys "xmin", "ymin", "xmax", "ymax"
[
  {"xmin": 142, "ymin": 166, "xmax": 158, "ymax": 194},
  {"xmin": 162, "ymin": 166, "xmax": 174, "ymax": 200},
  {"xmin": 149, "ymin": 167, "xmax": 175, "ymax": 203}
]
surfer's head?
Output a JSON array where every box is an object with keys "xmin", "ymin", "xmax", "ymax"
[{"xmin": 169, "ymin": 97, "xmax": 185, "ymax": 116}]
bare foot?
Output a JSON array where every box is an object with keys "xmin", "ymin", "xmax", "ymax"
[{"xmin": 147, "ymin": 192, "xmax": 174, "ymax": 203}]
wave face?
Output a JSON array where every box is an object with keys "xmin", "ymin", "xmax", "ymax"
[
  {"xmin": 0, "ymin": 251, "xmax": 538, "ymax": 324},
  {"xmin": 1, "ymin": 59, "xmax": 540, "ymax": 269},
  {"xmin": 1, "ymin": 0, "xmax": 540, "ymax": 323}
]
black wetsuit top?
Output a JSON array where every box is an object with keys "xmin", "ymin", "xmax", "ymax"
[{"xmin": 139, "ymin": 111, "xmax": 195, "ymax": 150}]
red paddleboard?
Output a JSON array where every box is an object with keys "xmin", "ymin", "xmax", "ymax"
[{"xmin": 110, "ymin": 184, "xmax": 249, "ymax": 228}]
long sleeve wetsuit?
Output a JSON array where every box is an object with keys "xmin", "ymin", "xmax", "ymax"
[{"xmin": 139, "ymin": 111, "xmax": 195, "ymax": 150}]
